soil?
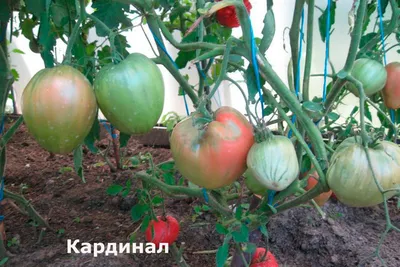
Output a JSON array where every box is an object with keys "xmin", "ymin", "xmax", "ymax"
[{"xmin": 1, "ymin": 116, "xmax": 399, "ymax": 267}]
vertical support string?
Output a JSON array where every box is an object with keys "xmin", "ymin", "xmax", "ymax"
[
  {"xmin": 148, "ymin": 28, "xmax": 190, "ymax": 116},
  {"xmin": 322, "ymin": 0, "xmax": 332, "ymax": 102}
]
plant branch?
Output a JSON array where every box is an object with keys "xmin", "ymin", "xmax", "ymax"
[
  {"xmin": 303, "ymin": 0, "xmax": 315, "ymax": 101},
  {"xmin": 289, "ymin": 0, "xmax": 305, "ymax": 95},
  {"xmin": 135, "ymin": 171, "xmax": 232, "ymax": 216},
  {"xmin": 64, "ymin": 0, "xmax": 86, "ymax": 65},
  {"xmin": 323, "ymin": 0, "xmax": 367, "ymax": 115}
]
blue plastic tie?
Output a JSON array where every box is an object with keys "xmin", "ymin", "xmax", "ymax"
[
  {"xmin": 288, "ymin": 8, "xmax": 305, "ymax": 138},
  {"xmin": 377, "ymin": 0, "xmax": 396, "ymax": 123},
  {"xmin": 148, "ymin": 28, "xmax": 190, "ymax": 116},
  {"xmin": 249, "ymin": 19, "xmax": 264, "ymax": 118},
  {"xmin": 267, "ymin": 189, "xmax": 276, "ymax": 205},
  {"xmin": 202, "ymin": 188, "xmax": 209, "ymax": 203},
  {"xmin": 100, "ymin": 120, "xmax": 118, "ymax": 139},
  {"xmin": 322, "ymin": 0, "xmax": 332, "ymax": 103}
]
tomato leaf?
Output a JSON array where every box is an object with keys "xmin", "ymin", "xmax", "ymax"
[
  {"xmin": 328, "ymin": 112, "xmax": 340, "ymax": 122},
  {"xmin": 21, "ymin": 19, "xmax": 37, "ymax": 41},
  {"xmin": 140, "ymin": 215, "xmax": 151, "ymax": 232},
  {"xmin": 25, "ymin": 0, "xmax": 48, "ymax": 17},
  {"xmin": 235, "ymin": 205, "xmax": 243, "ymax": 220},
  {"xmin": 91, "ymin": 0, "xmax": 132, "ymax": 37},
  {"xmin": 259, "ymin": 224, "xmax": 269, "ymax": 238},
  {"xmin": 152, "ymin": 196, "xmax": 164, "ymax": 205},
  {"xmin": 159, "ymin": 161, "xmax": 175, "ymax": 171},
  {"xmin": 119, "ymin": 132, "xmax": 131, "ymax": 148},
  {"xmin": 0, "ymin": 1, "xmax": 11, "ymax": 21},
  {"xmin": 10, "ymin": 69, "xmax": 19, "ymax": 82},
  {"xmin": 350, "ymin": 106, "xmax": 359, "ymax": 117},
  {"xmin": 131, "ymin": 204, "xmax": 149, "ymax": 222},
  {"xmin": 216, "ymin": 243, "xmax": 229, "ymax": 267},
  {"xmin": 318, "ymin": 1, "xmax": 336, "ymax": 42},
  {"xmin": 259, "ymin": 9, "xmax": 275, "ymax": 54},
  {"xmin": 232, "ymin": 224, "xmax": 249, "ymax": 243},
  {"xmin": 245, "ymin": 66, "xmax": 266, "ymax": 103},
  {"xmin": 38, "ymin": 11, "xmax": 56, "ymax": 68},
  {"xmin": 216, "ymin": 223, "xmax": 229, "ymax": 235},
  {"xmin": 106, "ymin": 184, "xmax": 124, "ymax": 196},
  {"xmin": 163, "ymin": 172, "xmax": 175, "ymax": 185},
  {"xmin": 73, "ymin": 145, "xmax": 85, "ymax": 183},
  {"xmin": 84, "ymin": 116, "xmax": 100, "ymax": 153}
]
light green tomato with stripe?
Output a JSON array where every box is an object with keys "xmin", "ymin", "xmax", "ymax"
[
  {"xmin": 94, "ymin": 53, "xmax": 165, "ymax": 135},
  {"xmin": 246, "ymin": 135, "xmax": 299, "ymax": 191}
]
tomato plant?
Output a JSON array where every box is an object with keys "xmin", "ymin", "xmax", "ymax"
[
  {"xmin": 382, "ymin": 62, "xmax": 400, "ymax": 109},
  {"xmin": 145, "ymin": 215, "xmax": 180, "ymax": 247},
  {"xmin": 1, "ymin": 0, "xmax": 399, "ymax": 265},
  {"xmin": 170, "ymin": 106, "xmax": 254, "ymax": 189},
  {"xmin": 21, "ymin": 65, "xmax": 97, "ymax": 154}
]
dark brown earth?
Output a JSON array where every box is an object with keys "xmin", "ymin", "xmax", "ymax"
[{"xmin": 1, "ymin": 116, "xmax": 399, "ymax": 267}]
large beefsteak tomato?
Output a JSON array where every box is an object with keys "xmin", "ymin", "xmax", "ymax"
[
  {"xmin": 348, "ymin": 58, "xmax": 387, "ymax": 97},
  {"xmin": 170, "ymin": 106, "xmax": 254, "ymax": 189},
  {"xmin": 382, "ymin": 62, "xmax": 400, "ymax": 109},
  {"xmin": 94, "ymin": 53, "xmax": 165, "ymax": 135},
  {"xmin": 22, "ymin": 65, "xmax": 97, "ymax": 154},
  {"xmin": 327, "ymin": 136, "xmax": 400, "ymax": 207}
]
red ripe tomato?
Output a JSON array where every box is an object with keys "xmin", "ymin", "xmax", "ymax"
[
  {"xmin": 304, "ymin": 172, "xmax": 332, "ymax": 206},
  {"xmin": 145, "ymin": 215, "xmax": 180, "ymax": 247},
  {"xmin": 170, "ymin": 106, "xmax": 254, "ymax": 189},
  {"xmin": 250, "ymin": 248, "xmax": 279, "ymax": 267},
  {"xmin": 382, "ymin": 62, "xmax": 400, "ymax": 109},
  {"xmin": 215, "ymin": 0, "xmax": 252, "ymax": 28}
]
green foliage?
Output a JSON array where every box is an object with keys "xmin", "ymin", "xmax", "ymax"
[
  {"xmin": 91, "ymin": 0, "xmax": 132, "ymax": 36},
  {"xmin": 318, "ymin": 1, "xmax": 336, "ymax": 42}
]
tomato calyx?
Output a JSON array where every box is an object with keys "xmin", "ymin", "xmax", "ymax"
[{"xmin": 253, "ymin": 124, "xmax": 274, "ymax": 143}]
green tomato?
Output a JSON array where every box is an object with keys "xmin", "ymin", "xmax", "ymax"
[
  {"xmin": 246, "ymin": 135, "xmax": 299, "ymax": 191},
  {"xmin": 327, "ymin": 136, "xmax": 400, "ymax": 207},
  {"xmin": 348, "ymin": 58, "xmax": 387, "ymax": 97},
  {"xmin": 244, "ymin": 170, "xmax": 269, "ymax": 196},
  {"xmin": 94, "ymin": 53, "xmax": 165, "ymax": 135},
  {"xmin": 22, "ymin": 65, "xmax": 97, "ymax": 154}
]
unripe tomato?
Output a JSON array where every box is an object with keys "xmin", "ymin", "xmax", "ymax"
[
  {"xmin": 246, "ymin": 135, "xmax": 299, "ymax": 191},
  {"xmin": 170, "ymin": 106, "xmax": 254, "ymax": 189},
  {"xmin": 327, "ymin": 136, "xmax": 400, "ymax": 207},
  {"xmin": 250, "ymin": 248, "xmax": 279, "ymax": 267},
  {"xmin": 145, "ymin": 215, "xmax": 180, "ymax": 247},
  {"xmin": 382, "ymin": 62, "xmax": 400, "ymax": 109},
  {"xmin": 22, "ymin": 65, "xmax": 97, "ymax": 154},
  {"xmin": 348, "ymin": 58, "xmax": 387, "ymax": 97},
  {"xmin": 215, "ymin": 0, "xmax": 252, "ymax": 28},
  {"xmin": 244, "ymin": 170, "xmax": 269, "ymax": 196},
  {"xmin": 94, "ymin": 53, "xmax": 165, "ymax": 135},
  {"xmin": 304, "ymin": 171, "xmax": 332, "ymax": 206}
]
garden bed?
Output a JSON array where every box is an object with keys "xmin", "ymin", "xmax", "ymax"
[{"xmin": 2, "ymin": 119, "xmax": 399, "ymax": 267}]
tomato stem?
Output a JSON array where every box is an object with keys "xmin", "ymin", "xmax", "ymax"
[
  {"xmin": 63, "ymin": 0, "xmax": 86, "ymax": 66},
  {"xmin": 323, "ymin": 0, "xmax": 367, "ymax": 115}
]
